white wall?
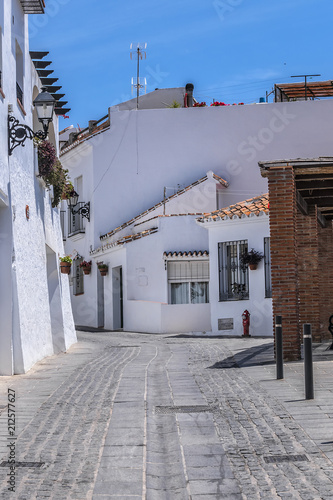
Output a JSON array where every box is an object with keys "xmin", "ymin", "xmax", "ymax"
[
  {"xmin": 125, "ymin": 302, "xmax": 211, "ymax": 334},
  {"xmin": 126, "ymin": 216, "xmax": 209, "ymax": 303},
  {"xmin": 206, "ymin": 214, "xmax": 273, "ymax": 337},
  {"xmin": 89, "ymin": 216, "xmax": 210, "ymax": 333},
  {"xmin": 0, "ymin": 1, "xmax": 76, "ymax": 374},
  {"xmin": 60, "ymin": 100, "xmax": 333, "ymax": 246},
  {"xmin": 161, "ymin": 303, "xmax": 211, "ymax": 334}
]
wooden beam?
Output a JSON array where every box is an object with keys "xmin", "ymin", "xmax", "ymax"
[
  {"xmin": 302, "ymin": 189, "xmax": 333, "ymax": 198},
  {"xmin": 294, "ymin": 166, "xmax": 333, "ymax": 175},
  {"xmin": 297, "ymin": 181, "xmax": 333, "ymax": 190},
  {"xmin": 305, "ymin": 198, "xmax": 333, "ymax": 207}
]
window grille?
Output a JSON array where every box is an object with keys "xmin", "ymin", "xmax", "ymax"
[
  {"xmin": 68, "ymin": 204, "xmax": 85, "ymax": 236},
  {"xmin": 73, "ymin": 258, "xmax": 84, "ymax": 296},
  {"xmin": 264, "ymin": 237, "xmax": 272, "ymax": 298},
  {"xmin": 218, "ymin": 240, "xmax": 249, "ymax": 301}
]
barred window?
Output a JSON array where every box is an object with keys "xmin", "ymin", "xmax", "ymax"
[
  {"xmin": 167, "ymin": 260, "xmax": 209, "ymax": 304},
  {"xmin": 264, "ymin": 237, "xmax": 272, "ymax": 298},
  {"xmin": 73, "ymin": 257, "xmax": 84, "ymax": 296},
  {"xmin": 218, "ymin": 240, "xmax": 249, "ymax": 301}
]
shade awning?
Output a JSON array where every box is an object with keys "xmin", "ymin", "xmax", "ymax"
[
  {"xmin": 275, "ymin": 81, "xmax": 333, "ymax": 101},
  {"xmin": 20, "ymin": 0, "xmax": 45, "ymax": 13},
  {"xmin": 260, "ymin": 158, "xmax": 333, "ymax": 222}
]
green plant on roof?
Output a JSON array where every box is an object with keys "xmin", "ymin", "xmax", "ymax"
[{"xmin": 167, "ymin": 100, "xmax": 181, "ymax": 108}]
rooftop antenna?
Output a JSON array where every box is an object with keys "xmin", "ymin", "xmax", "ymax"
[
  {"xmin": 130, "ymin": 43, "xmax": 147, "ymax": 109},
  {"xmin": 290, "ymin": 74, "xmax": 321, "ymax": 101}
]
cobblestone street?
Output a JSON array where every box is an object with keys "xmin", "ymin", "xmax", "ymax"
[{"xmin": 0, "ymin": 331, "xmax": 333, "ymax": 499}]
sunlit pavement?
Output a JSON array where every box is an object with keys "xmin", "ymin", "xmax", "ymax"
[{"xmin": 0, "ymin": 331, "xmax": 332, "ymax": 499}]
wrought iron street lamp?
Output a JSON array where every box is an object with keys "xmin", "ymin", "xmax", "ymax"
[
  {"xmin": 8, "ymin": 87, "xmax": 55, "ymax": 155},
  {"xmin": 66, "ymin": 190, "xmax": 90, "ymax": 221}
]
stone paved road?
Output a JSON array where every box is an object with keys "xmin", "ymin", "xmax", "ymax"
[{"xmin": 0, "ymin": 331, "xmax": 332, "ymax": 499}]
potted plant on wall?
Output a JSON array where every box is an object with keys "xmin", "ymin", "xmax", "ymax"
[
  {"xmin": 59, "ymin": 256, "xmax": 72, "ymax": 274},
  {"xmin": 80, "ymin": 260, "xmax": 92, "ymax": 275},
  {"xmin": 240, "ymin": 248, "xmax": 264, "ymax": 270},
  {"xmin": 98, "ymin": 263, "xmax": 108, "ymax": 276}
]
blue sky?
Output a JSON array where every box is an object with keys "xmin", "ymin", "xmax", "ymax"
[{"xmin": 29, "ymin": 0, "xmax": 332, "ymax": 128}]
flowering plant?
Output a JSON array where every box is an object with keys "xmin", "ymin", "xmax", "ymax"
[
  {"xmin": 62, "ymin": 182, "xmax": 75, "ymax": 200},
  {"xmin": 59, "ymin": 256, "xmax": 72, "ymax": 264},
  {"xmin": 193, "ymin": 102, "xmax": 206, "ymax": 107},
  {"xmin": 210, "ymin": 102, "xmax": 245, "ymax": 106},
  {"xmin": 98, "ymin": 263, "xmax": 108, "ymax": 270},
  {"xmin": 239, "ymin": 249, "xmax": 263, "ymax": 267},
  {"xmin": 210, "ymin": 101, "xmax": 229, "ymax": 106},
  {"xmin": 79, "ymin": 260, "xmax": 92, "ymax": 269},
  {"xmin": 37, "ymin": 140, "xmax": 71, "ymax": 208}
]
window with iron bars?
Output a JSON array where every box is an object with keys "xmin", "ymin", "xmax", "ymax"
[
  {"xmin": 264, "ymin": 237, "xmax": 272, "ymax": 298},
  {"xmin": 68, "ymin": 204, "xmax": 86, "ymax": 236},
  {"xmin": 218, "ymin": 240, "xmax": 249, "ymax": 301},
  {"xmin": 73, "ymin": 257, "xmax": 84, "ymax": 296}
]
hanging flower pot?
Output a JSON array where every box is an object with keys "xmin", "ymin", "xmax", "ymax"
[
  {"xmin": 239, "ymin": 249, "xmax": 264, "ymax": 271},
  {"xmin": 80, "ymin": 260, "xmax": 92, "ymax": 275},
  {"xmin": 59, "ymin": 256, "xmax": 72, "ymax": 275},
  {"xmin": 98, "ymin": 264, "xmax": 108, "ymax": 276}
]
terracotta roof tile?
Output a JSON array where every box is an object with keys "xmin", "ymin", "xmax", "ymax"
[
  {"xmin": 197, "ymin": 193, "xmax": 269, "ymax": 223},
  {"xmin": 91, "ymin": 227, "xmax": 158, "ymax": 256},
  {"xmin": 163, "ymin": 251, "xmax": 209, "ymax": 258}
]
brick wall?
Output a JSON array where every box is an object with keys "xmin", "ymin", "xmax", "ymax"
[
  {"xmin": 296, "ymin": 206, "xmax": 320, "ymax": 342},
  {"xmin": 267, "ymin": 166, "xmax": 301, "ymax": 361},
  {"xmin": 318, "ymin": 220, "xmax": 333, "ymax": 341}
]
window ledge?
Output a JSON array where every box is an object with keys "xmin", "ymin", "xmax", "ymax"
[
  {"xmin": 219, "ymin": 298, "xmax": 250, "ymax": 302},
  {"xmin": 68, "ymin": 230, "xmax": 85, "ymax": 241}
]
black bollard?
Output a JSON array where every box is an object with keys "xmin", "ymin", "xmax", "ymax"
[
  {"xmin": 303, "ymin": 324, "xmax": 314, "ymax": 400},
  {"xmin": 275, "ymin": 315, "xmax": 284, "ymax": 380}
]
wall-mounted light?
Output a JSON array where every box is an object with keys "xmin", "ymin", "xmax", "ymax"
[
  {"xmin": 8, "ymin": 87, "xmax": 55, "ymax": 156},
  {"xmin": 66, "ymin": 190, "xmax": 90, "ymax": 221}
]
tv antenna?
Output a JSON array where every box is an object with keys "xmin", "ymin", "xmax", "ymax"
[
  {"xmin": 290, "ymin": 74, "xmax": 321, "ymax": 101},
  {"xmin": 130, "ymin": 43, "xmax": 147, "ymax": 109}
]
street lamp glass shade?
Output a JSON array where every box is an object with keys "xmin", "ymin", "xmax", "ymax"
[
  {"xmin": 33, "ymin": 87, "xmax": 55, "ymax": 124},
  {"xmin": 67, "ymin": 191, "xmax": 79, "ymax": 208}
]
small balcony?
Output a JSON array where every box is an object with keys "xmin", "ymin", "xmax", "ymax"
[
  {"xmin": 68, "ymin": 204, "xmax": 86, "ymax": 237},
  {"xmin": 19, "ymin": 0, "xmax": 45, "ymax": 14}
]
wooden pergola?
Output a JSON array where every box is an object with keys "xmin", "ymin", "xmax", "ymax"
[{"xmin": 275, "ymin": 81, "xmax": 333, "ymax": 102}]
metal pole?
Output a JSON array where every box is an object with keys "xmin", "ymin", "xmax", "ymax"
[
  {"xmin": 304, "ymin": 75, "xmax": 307, "ymax": 101},
  {"xmin": 137, "ymin": 47, "xmax": 140, "ymax": 110},
  {"xmin": 275, "ymin": 315, "xmax": 283, "ymax": 379},
  {"xmin": 303, "ymin": 323, "xmax": 314, "ymax": 399}
]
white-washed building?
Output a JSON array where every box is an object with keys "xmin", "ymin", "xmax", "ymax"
[
  {"xmin": 196, "ymin": 194, "xmax": 272, "ymax": 337},
  {"xmin": 60, "ymin": 88, "xmax": 333, "ymax": 335},
  {"xmin": 87, "ymin": 171, "xmax": 228, "ymax": 333},
  {"xmin": 0, "ymin": 0, "xmax": 76, "ymax": 374}
]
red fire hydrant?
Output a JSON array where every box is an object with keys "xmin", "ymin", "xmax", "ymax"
[{"xmin": 242, "ymin": 310, "xmax": 250, "ymax": 337}]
